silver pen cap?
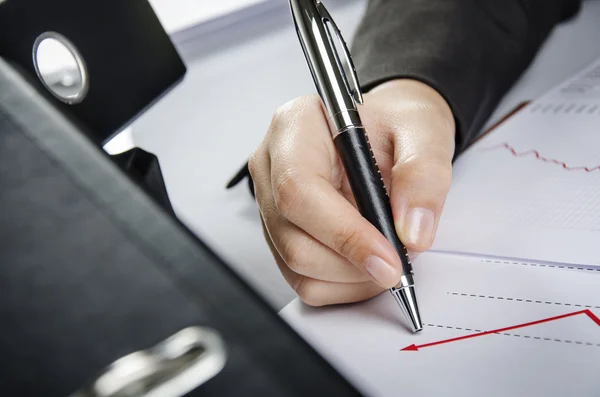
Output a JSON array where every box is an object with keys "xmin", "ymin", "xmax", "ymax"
[{"xmin": 289, "ymin": 0, "xmax": 363, "ymax": 132}]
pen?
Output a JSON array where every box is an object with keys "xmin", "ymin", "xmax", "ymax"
[{"xmin": 289, "ymin": 0, "xmax": 423, "ymax": 332}]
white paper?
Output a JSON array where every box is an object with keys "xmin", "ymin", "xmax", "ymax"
[
  {"xmin": 432, "ymin": 58, "xmax": 600, "ymax": 266},
  {"xmin": 281, "ymin": 252, "xmax": 600, "ymax": 397}
]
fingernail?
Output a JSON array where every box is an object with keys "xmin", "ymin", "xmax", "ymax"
[
  {"xmin": 408, "ymin": 251, "xmax": 420, "ymax": 262},
  {"xmin": 405, "ymin": 207, "xmax": 435, "ymax": 248},
  {"xmin": 365, "ymin": 256, "xmax": 400, "ymax": 288}
]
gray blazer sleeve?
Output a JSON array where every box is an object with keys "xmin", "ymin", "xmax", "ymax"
[{"xmin": 351, "ymin": 0, "xmax": 581, "ymax": 153}]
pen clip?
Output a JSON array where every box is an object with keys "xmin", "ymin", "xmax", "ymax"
[{"xmin": 316, "ymin": 1, "xmax": 363, "ymax": 106}]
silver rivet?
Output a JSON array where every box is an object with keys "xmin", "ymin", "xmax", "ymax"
[{"xmin": 32, "ymin": 32, "xmax": 89, "ymax": 104}]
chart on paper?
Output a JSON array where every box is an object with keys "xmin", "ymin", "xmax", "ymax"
[
  {"xmin": 432, "ymin": 57, "xmax": 600, "ymax": 266},
  {"xmin": 281, "ymin": 253, "xmax": 600, "ymax": 397},
  {"xmin": 402, "ymin": 307, "xmax": 600, "ymax": 352}
]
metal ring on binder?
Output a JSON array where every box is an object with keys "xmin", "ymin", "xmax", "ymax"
[
  {"xmin": 70, "ymin": 327, "xmax": 227, "ymax": 397},
  {"xmin": 32, "ymin": 31, "xmax": 90, "ymax": 105}
]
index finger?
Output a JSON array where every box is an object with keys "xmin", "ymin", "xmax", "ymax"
[{"xmin": 267, "ymin": 96, "xmax": 405, "ymax": 289}]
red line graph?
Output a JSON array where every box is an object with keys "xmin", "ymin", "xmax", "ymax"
[
  {"xmin": 401, "ymin": 309, "xmax": 600, "ymax": 352},
  {"xmin": 484, "ymin": 143, "xmax": 600, "ymax": 172}
]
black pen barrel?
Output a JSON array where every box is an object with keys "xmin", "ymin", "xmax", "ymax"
[{"xmin": 333, "ymin": 126, "xmax": 412, "ymax": 272}]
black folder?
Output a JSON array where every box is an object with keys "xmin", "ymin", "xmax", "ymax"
[
  {"xmin": 0, "ymin": 0, "xmax": 186, "ymax": 145},
  {"xmin": 0, "ymin": 0, "xmax": 363, "ymax": 395},
  {"xmin": 0, "ymin": 56, "xmax": 362, "ymax": 397}
]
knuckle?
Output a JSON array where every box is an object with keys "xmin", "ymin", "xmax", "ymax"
[
  {"xmin": 271, "ymin": 95, "xmax": 323, "ymax": 130},
  {"xmin": 280, "ymin": 237, "xmax": 307, "ymax": 274},
  {"xmin": 271, "ymin": 97, "xmax": 304, "ymax": 128},
  {"xmin": 273, "ymin": 169, "xmax": 305, "ymax": 217},
  {"xmin": 271, "ymin": 103, "xmax": 291, "ymax": 130},
  {"xmin": 392, "ymin": 154, "xmax": 453, "ymax": 202},
  {"xmin": 425, "ymin": 157, "xmax": 453, "ymax": 189},
  {"xmin": 394, "ymin": 152, "xmax": 452, "ymax": 183},
  {"xmin": 331, "ymin": 226, "xmax": 365, "ymax": 263},
  {"xmin": 295, "ymin": 278, "xmax": 326, "ymax": 307},
  {"xmin": 434, "ymin": 161, "xmax": 453, "ymax": 189}
]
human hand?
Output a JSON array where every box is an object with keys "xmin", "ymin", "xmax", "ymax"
[{"xmin": 249, "ymin": 79, "xmax": 455, "ymax": 306}]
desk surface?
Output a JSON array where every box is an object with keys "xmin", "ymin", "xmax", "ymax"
[{"xmin": 130, "ymin": 0, "xmax": 600, "ymax": 310}]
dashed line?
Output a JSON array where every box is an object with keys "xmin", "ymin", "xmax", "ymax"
[
  {"xmin": 447, "ymin": 292, "xmax": 600, "ymax": 309},
  {"xmin": 482, "ymin": 259, "xmax": 600, "ymax": 272},
  {"xmin": 427, "ymin": 323, "xmax": 600, "ymax": 347}
]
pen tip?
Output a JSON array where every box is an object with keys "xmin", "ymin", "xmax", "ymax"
[{"xmin": 391, "ymin": 285, "xmax": 423, "ymax": 333}]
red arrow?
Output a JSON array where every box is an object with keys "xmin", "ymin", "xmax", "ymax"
[{"xmin": 401, "ymin": 309, "xmax": 600, "ymax": 352}]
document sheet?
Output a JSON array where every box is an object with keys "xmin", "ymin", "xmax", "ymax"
[
  {"xmin": 432, "ymin": 57, "xmax": 600, "ymax": 265},
  {"xmin": 281, "ymin": 252, "xmax": 600, "ymax": 397},
  {"xmin": 280, "ymin": 53, "xmax": 600, "ymax": 397}
]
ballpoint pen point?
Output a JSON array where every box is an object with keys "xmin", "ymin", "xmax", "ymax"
[{"xmin": 392, "ymin": 285, "xmax": 423, "ymax": 333}]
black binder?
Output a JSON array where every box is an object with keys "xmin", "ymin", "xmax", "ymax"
[
  {"xmin": 0, "ymin": 0, "xmax": 187, "ymax": 146},
  {"xmin": 0, "ymin": 0, "xmax": 189, "ymax": 213},
  {"xmin": 0, "ymin": 57, "xmax": 362, "ymax": 396},
  {"xmin": 0, "ymin": 0, "xmax": 363, "ymax": 395}
]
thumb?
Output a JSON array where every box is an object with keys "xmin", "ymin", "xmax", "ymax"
[
  {"xmin": 381, "ymin": 83, "xmax": 456, "ymax": 252},
  {"xmin": 391, "ymin": 147, "xmax": 453, "ymax": 252}
]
